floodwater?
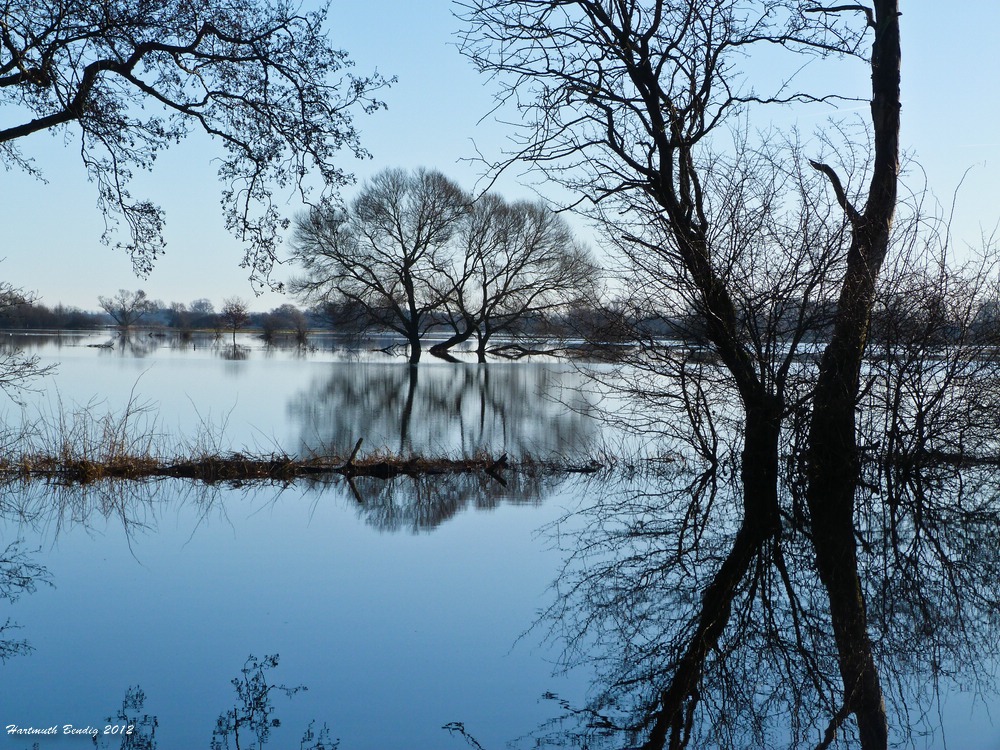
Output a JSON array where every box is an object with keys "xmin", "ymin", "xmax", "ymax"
[
  {"xmin": 0, "ymin": 332, "xmax": 599, "ymax": 749},
  {"xmin": 0, "ymin": 331, "xmax": 997, "ymax": 749}
]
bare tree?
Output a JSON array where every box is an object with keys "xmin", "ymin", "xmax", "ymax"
[
  {"xmin": 188, "ymin": 298, "xmax": 218, "ymax": 330},
  {"xmin": 432, "ymin": 195, "xmax": 599, "ymax": 362},
  {"xmin": 0, "ymin": 0, "xmax": 390, "ymax": 286},
  {"xmin": 460, "ymin": 2, "xmax": 904, "ymax": 748},
  {"xmin": 98, "ymin": 289, "xmax": 153, "ymax": 330},
  {"xmin": 260, "ymin": 304, "xmax": 309, "ymax": 346},
  {"xmin": 0, "ymin": 281, "xmax": 52, "ymax": 398},
  {"xmin": 220, "ymin": 297, "xmax": 250, "ymax": 347},
  {"xmin": 290, "ymin": 168, "xmax": 469, "ymax": 364}
]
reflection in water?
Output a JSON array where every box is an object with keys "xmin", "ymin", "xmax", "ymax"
[
  {"xmin": 289, "ymin": 363, "xmax": 599, "ymax": 457},
  {"xmin": 96, "ymin": 687, "xmax": 158, "ymax": 750},
  {"xmin": 531, "ymin": 456, "xmax": 1000, "ymax": 749},
  {"xmin": 4, "ymin": 333, "xmax": 997, "ymax": 747},
  {"xmin": 0, "ymin": 538, "xmax": 49, "ymax": 662},
  {"xmin": 345, "ymin": 469, "xmax": 561, "ymax": 532},
  {"xmin": 218, "ymin": 344, "xmax": 251, "ymax": 361},
  {"xmin": 0, "ymin": 459, "xmax": 563, "ymax": 540},
  {"xmin": 1, "ymin": 463, "xmax": 996, "ymax": 747},
  {"xmin": 0, "ymin": 475, "xmax": 567, "ymax": 748},
  {"xmin": 210, "ymin": 655, "xmax": 320, "ymax": 750},
  {"xmin": 81, "ymin": 656, "xmax": 334, "ymax": 750}
]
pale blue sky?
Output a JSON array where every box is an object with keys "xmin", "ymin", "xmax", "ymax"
[{"xmin": 2, "ymin": 2, "xmax": 999, "ymax": 312}]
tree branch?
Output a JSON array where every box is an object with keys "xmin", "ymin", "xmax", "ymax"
[{"xmin": 809, "ymin": 159, "xmax": 862, "ymax": 226}]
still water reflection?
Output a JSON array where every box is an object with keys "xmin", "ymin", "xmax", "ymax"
[
  {"xmin": 0, "ymin": 477, "xmax": 590, "ymax": 749},
  {"xmin": 2, "ymin": 332, "xmax": 601, "ymax": 458},
  {"xmin": 289, "ymin": 363, "xmax": 598, "ymax": 457},
  {"xmin": 0, "ymin": 333, "xmax": 997, "ymax": 749},
  {"xmin": 0, "ymin": 333, "xmax": 600, "ymax": 749}
]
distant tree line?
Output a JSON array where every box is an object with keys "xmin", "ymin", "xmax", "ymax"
[
  {"xmin": 4, "ymin": 283, "xmax": 998, "ymax": 361},
  {"xmin": 591, "ymin": 293, "xmax": 1000, "ymax": 352},
  {"xmin": 0, "ymin": 300, "xmax": 105, "ymax": 330},
  {"xmin": 0, "ymin": 292, "xmax": 315, "ymax": 342}
]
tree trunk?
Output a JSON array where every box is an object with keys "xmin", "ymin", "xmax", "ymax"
[
  {"xmin": 430, "ymin": 321, "xmax": 476, "ymax": 359},
  {"xmin": 642, "ymin": 399, "xmax": 782, "ymax": 750},
  {"xmin": 804, "ymin": 4, "xmax": 900, "ymax": 747},
  {"xmin": 476, "ymin": 324, "xmax": 490, "ymax": 363},
  {"xmin": 806, "ymin": 233, "xmax": 890, "ymax": 750},
  {"xmin": 407, "ymin": 333, "xmax": 422, "ymax": 364}
]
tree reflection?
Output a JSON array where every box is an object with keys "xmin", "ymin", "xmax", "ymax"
[
  {"xmin": 82, "ymin": 656, "xmax": 338, "ymax": 750},
  {"xmin": 533, "ymin": 455, "xmax": 1000, "ymax": 749},
  {"xmin": 288, "ymin": 362, "xmax": 598, "ymax": 458},
  {"xmin": 96, "ymin": 686, "xmax": 158, "ymax": 750},
  {"xmin": 218, "ymin": 344, "xmax": 251, "ymax": 361},
  {"xmin": 0, "ymin": 538, "xmax": 49, "ymax": 662},
  {"xmin": 346, "ymin": 469, "xmax": 561, "ymax": 533},
  {"xmin": 95, "ymin": 332, "xmax": 160, "ymax": 358},
  {"xmin": 210, "ymin": 654, "xmax": 308, "ymax": 750}
]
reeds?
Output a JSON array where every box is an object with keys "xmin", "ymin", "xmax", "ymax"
[{"xmin": 0, "ymin": 395, "xmax": 579, "ymax": 486}]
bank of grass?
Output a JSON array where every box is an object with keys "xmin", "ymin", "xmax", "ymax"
[
  {"xmin": 0, "ymin": 397, "xmax": 609, "ymax": 487},
  {"xmin": 5, "ymin": 450, "xmax": 523, "ymax": 484}
]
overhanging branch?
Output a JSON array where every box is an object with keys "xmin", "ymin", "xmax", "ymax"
[{"xmin": 809, "ymin": 159, "xmax": 862, "ymax": 226}]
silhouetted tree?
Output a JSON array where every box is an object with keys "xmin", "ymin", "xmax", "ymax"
[
  {"xmin": 260, "ymin": 304, "xmax": 309, "ymax": 345},
  {"xmin": 187, "ymin": 298, "xmax": 218, "ymax": 330},
  {"xmin": 165, "ymin": 302, "xmax": 192, "ymax": 335},
  {"xmin": 220, "ymin": 297, "xmax": 250, "ymax": 346},
  {"xmin": 432, "ymin": 195, "xmax": 599, "ymax": 362},
  {"xmin": 290, "ymin": 168, "xmax": 469, "ymax": 363},
  {"xmin": 98, "ymin": 289, "xmax": 153, "ymax": 329},
  {"xmin": 460, "ymin": 2, "xmax": 905, "ymax": 748},
  {"xmin": 0, "ymin": 0, "xmax": 390, "ymax": 285}
]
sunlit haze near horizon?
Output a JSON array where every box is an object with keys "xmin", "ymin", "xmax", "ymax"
[{"xmin": 2, "ymin": 2, "xmax": 999, "ymax": 313}]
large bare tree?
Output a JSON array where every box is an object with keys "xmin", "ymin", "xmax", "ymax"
[
  {"xmin": 0, "ymin": 0, "xmax": 390, "ymax": 286},
  {"xmin": 98, "ymin": 288, "xmax": 153, "ymax": 329},
  {"xmin": 460, "ymin": 1, "xmax": 907, "ymax": 748},
  {"xmin": 290, "ymin": 168, "xmax": 469, "ymax": 364},
  {"xmin": 432, "ymin": 195, "xmax": 599, "ymax": 361}
]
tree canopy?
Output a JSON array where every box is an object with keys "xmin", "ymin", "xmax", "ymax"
[
  {"xmin": 1, "ymin": 0, "xmax": 391, "ymax": 286},
  {"xmin": 290, "ymin": 167, "xmax": 597, "ymax": 362}
]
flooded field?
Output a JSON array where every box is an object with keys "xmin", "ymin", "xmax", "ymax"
[{"xmin": 0, "ymin": 331, "xmax": 996, "ymax": 749}]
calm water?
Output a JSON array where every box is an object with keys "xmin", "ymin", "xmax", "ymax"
[
  {"xmin": 0, "ymin": 332, "xmax": 598, "ymax": 749},
  {"xmin": 0, "ymin": 332, "xmax": 997, "ymax": 749}
]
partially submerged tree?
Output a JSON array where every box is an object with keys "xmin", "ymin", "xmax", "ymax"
[
  {"xmin": 98, "ymin": 288, "xmax": 153, "ymax": 329},
  {"xmin": 290, "ymin": 168, "xmax": 469, "ymax": 364},
  {"xmin": 0, "ymin": 281, "xmax": 52, "ymax": 398},
  {"xmin": 292, "ymin": 170, "xmax": 594, "ymax": 362},
  {"xmin": 260, "ymin": 304, "xmax": 309, "ymax": 345},
  {"xmin": 220, "ymin": 297, "xmax": 250, "ymax": 347},
  {"xmin": 433, "ymin": 195, "xmax": 599, "ymax": 362},
  {"xmin": 460, "ymin": 1, "xmax": 916, "ymax": 748},
  {"xmin": 0, "ymin": 0, "xmax": 390, "ymax": 286}
]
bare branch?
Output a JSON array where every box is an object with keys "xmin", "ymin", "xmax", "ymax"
[{"xmin": 809, "ymin": 159, "xmax": 862, "ymax": 225}]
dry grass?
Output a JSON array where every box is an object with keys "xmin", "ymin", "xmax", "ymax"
[
  {"xmin": 0, "ymin": 396, "xmax": 557, "ymax": 486},
  {"xmin": 0, "ymin": 390, "xmax": 623, "ymax": 491}
]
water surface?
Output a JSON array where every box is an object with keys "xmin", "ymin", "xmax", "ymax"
[{"xmin": 0, "ymin": 332, "xmax": 997, "ymax": 749}]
